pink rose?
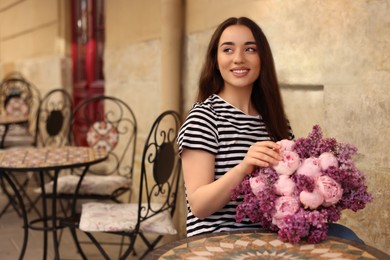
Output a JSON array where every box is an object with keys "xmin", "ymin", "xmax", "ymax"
[
  {"xmin": 317, "ymin": 175, "xmax": 343, "ymax": 206},
  {"xmin": 272, "ymin": 196, "xmax": 300, "ymax": 228},
  {"xmin": 249, "ymin": 175, "xmax": 267, "ymax": 196},
  {"xmin": 272, "ymin": 151, "xmax": 301, "ymax": 176},
  {"xmin": 318, "ymin": 152, "xmax": 339, "ymax": 171},
  {"xmin": 274, "ymin": 175, "xmax": 296, "ymax": 196},
  {"xmin": 296, "ymin": 157, "xmax": 321, "ymax": 179},
  {"xmin": 277, "ymin": 139, "xmax": 295, "ymax": 152},
  {"xmin": 299, "ymin": 188, "xmax": 324, "ymax": 209}
]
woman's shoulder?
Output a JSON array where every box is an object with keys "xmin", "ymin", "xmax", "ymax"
[
  {"xmin": 188, "ymin": 94, "xmax": 221, "ymax": 117},
  {"xmin": 193, "ymin": 94, "xmax": 232, "ymax": 112}
]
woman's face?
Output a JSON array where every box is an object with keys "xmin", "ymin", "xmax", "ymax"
[{"xmin": 217, "ymin": 25, "xmax": 260, "ymax": 91}]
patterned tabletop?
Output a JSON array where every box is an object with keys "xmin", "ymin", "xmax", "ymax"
[
  {"xmin": 148, "ymin": 231, "xmax": 389, "ymax": 260},
  {"xmin": 0, "ymin": 146, "xmax": 107, "ymax": 171}
]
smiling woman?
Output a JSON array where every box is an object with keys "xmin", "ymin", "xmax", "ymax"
[
  {"xmin": 176, "ymin": 16, "xmax": 364, "ymax": 245},
  {"xmin": 177, "ymin": 17, "xmax": 292, "ymax": 238}
]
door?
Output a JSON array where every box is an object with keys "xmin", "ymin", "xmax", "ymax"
[{"xmin": 71, "ymin": 0, "xmax": 105, "ymax": 145}]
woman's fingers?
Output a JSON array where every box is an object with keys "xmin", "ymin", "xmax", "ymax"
[
  {"xmin": 240, "ymin": 141, "xmax": 283, "ymax": 175},
  {"xmin": 249, "ymin": 141, "xmax": 282, "ymax": 166},
  {"xmin": 256, "ymin": 140, "xmax": 281, "ymax": 152}
]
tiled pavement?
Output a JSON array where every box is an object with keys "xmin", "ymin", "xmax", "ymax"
[{"xmin": 0, "ymin": 181, "xmax": 150, "ymax": 260}]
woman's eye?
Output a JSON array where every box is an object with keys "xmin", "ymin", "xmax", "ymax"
[
  {"xmin": 246, "ymin": 47, "xmax": 257, "ymax": 52},
  {"xmin": 223, "ymin": 48, "xmax": 233, "ymax": 53}
]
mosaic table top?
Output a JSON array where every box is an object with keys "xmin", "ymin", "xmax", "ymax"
[
  {"xmin": 0, "ymin": 146, "xmax": 107, "ymax": 171},
  {"xmin": 148, "ymin": 231, "xmax": 389, "ymax": 260}
]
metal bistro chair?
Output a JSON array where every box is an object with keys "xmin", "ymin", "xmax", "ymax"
[
  {"xmin": 0, "ymin": 77, "xmax": 41, "ymax": 218},
  {"xmin": 74, "ymin": 110, "xmax": 182, "ymax": 260},
  {"xmin": 0, "ymin": 77, "xmax": 41, "ymax": 147},
  {"xmin": 44, "ymin": 95, "xmax": 137, "ymax": 207},
  {"xmin": 1, "ymin": 88, "xmax": 73, "ymax": 219},
  {"xmin": 29, "ymin": 88, "xmax": 74, "ymax": 215}
]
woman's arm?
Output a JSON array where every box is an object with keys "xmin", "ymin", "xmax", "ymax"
[{"xmin": 182, "ymin": 141, "xmax": 281, "ymax": 219}]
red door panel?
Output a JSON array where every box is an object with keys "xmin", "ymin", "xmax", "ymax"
[{"xmin": 71, "ymin": 0, "xmax": 105, "ymax": 145}]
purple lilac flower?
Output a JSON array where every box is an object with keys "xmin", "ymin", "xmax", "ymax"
[
  {"xmin": 325, "ymin": 206, "xmax": 342, "ymax": 222},
  {"xmin": 277, "ymin": 209, "xmax": 311, "ymax": 243},
  {"xmin": 307, "ymin": 225, "xmax": 328, "ymax": 244},
  {"xmin": 293, "ymin": 174, "xmax": 316, "ymax": 192},
  {"xmin": 339, "ymin": 186, "xmax": 373, "ymax": 211},
  {"xmin": 259, "ymin": 167, "xmax": 279, "ymax": 184},
  {"xmin": 231, "ymin": 125, "xmax": 373, "ymax": 244}
]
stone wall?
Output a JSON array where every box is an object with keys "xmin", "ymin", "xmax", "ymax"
[
  {"xmin": 0, "ymin": 0, "xmax": 71, "ymax": 97},
  {"xmin": 0, "ymin": 0, "xmax": 388, "ymax": 254},
  {"xmin": 183, "ymin": 0, "xmax": 390, "ymax": 254}
]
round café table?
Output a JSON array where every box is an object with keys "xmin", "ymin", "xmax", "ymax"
[
  {"xmin": 146, "ymin": 230, "xmax": 389, "ymax": 259},
  {"xmin": 0, "ymin": 146, "xmax": 107, "ymax": 260}
]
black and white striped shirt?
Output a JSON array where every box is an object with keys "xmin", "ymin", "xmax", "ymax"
[{"xmin": 177, "ymin": 94, "xmax": 273, "ymax": 237}]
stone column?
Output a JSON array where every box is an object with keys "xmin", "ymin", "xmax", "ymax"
[
  {"xmin": 160, "ymin": 0, "xmax": 183, "ymax": 113},
  {"xmin": 161, "ymin": 0, "xmax": 186, "ymax": 240}
]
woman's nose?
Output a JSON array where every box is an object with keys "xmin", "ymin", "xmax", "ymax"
[{"xmin": 233, "ymin": 51, "xmax": 244, "ymax": 64}]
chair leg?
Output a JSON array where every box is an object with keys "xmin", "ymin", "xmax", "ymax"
[
  {"xmin": 0, "ymin": 175, "xmax": 23, "ymax": 217},
  {"xmin": 0, "ymin": 172, "xmax": 42, "ymax": 218},
  {"xmin": 138, "ymin": 233, "xmax": 163, "ymax": 259},
  {"xmin": 85, "ymin": 232, "xmax": 111, "ymax": 260},
  {"xmin": 119, "ymin": 234, "xmax": 137, "ymax": 260},
  {"xmin": 27, "ymin": 195, "xmax": 41, "ymax": 216},
  {"xmin": 0, "ymin": 200, "xmax": 16, "ymax": 217},
  {"xmin": 15, "ymin": 175, "xmax": 41, "ymax": 217},
  {"xmin": 74, "ymin": 230, "xmax": 138, "ymax": 260},
  {"xmin": 69, "ymin": 226, "xmax": 89, "ymax": 260},
  {"xmin": 1, "ymin": 172, "xmax": 29, "ymax": 260}
]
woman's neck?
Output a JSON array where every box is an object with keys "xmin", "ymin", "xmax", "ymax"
[{"xmin": 217, "ymin": 87, "xmax": 257, "ymax": 115}]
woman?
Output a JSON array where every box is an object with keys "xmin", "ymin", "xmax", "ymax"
[
  {"xmin": 177, "ymin": 17, "xmax": 363, "ymax": 243},
  {"xmin": 178, "ymin": 16, "xmax": 289, "ymax": 237}
]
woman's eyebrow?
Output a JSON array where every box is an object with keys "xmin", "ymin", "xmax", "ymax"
[
  {"xmin": 245, "ymin": 41, "xmax": 257, "ymax": 45},
  {"xmin": 220, "ymin": 41, "xmax": 234, "ymax": 47},
  {"xmin": 220, "ymin": 41, "xmax": 257, "ymax": 47}
]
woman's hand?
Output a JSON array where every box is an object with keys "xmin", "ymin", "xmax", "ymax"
[
  {"xmin": 238, "ymin": 141, "xmax": 282, "ymax": 175},
  {"xmin": 181, "ymin": 141, "xmax": 281, "ymax": 219}
]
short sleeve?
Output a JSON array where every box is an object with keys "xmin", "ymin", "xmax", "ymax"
[{"xmin": 177, "ymin": 104, "xmax": 219, "ymax": 156}]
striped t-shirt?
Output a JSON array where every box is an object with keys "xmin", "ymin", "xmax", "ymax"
[{"xmin": 177, "ymin": 94, "xmax": 274, "ymax": 237}]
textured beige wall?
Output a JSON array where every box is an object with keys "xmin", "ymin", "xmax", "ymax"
[
  {"xmin": 0, "ymin": 0, "xmax": 58, "ymax": 61},
  {"xmin": 105, "ymin": 0, "xmax": 161, "ymax": 47},
  {"xmin": 183, "ymin": 0, "xmax": 390, "ymax": 254},
  {"xmin": 0, "ymin": 0, "xmax": 71, "ymax": 96},
  {"xmin": 0, "ymin": 0, "xmax": 388, "ymax": 255},
  {"xmin": 105, "ymin": 0, "xmax": 163, "ymax": 158}
]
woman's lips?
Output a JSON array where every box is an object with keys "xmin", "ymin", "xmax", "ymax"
[{"xmin": 231, "ymin": 68, "xmax": 249, "ymax": 77}]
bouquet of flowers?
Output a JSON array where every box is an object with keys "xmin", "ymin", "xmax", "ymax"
[{"xmin": 231, "ymin": 125, "xmax": 373, "ymax": 244}]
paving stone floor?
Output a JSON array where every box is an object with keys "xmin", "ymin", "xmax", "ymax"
[{"xmin": 0, "ymin": 179, "xmax": 152, "ymax": 260}]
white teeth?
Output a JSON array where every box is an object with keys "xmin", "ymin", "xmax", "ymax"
[{"xmin": 232, "ymin": 70, "xmax": 248, "ymax": 74}]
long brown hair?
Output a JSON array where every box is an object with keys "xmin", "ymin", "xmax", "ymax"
[{"xmin": 197, "ymin": 17, "xmax": 289, "ymax": 141}]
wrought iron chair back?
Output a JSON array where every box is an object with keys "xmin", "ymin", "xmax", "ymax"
[
  {"xmin": 34, "ymin": 88, "xmax": 73, "ymax": 147},
  {"xmin": 0, "ymin": 78, "xmax": 41, "ymax": 146},
  {"xmin": 74, "ymin": 110, "xmax": 182, "ymax": 260},
  {"xmin": 139, "ymin": 110, "xmax": 181, "ymax": 221},
  {"xmin": 135, "ymin": 110, "xmax": 182, "ymax": 257},
  {"xmin": 70, "ymin": 95, "xmax": 137, "ymax": 201}
]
